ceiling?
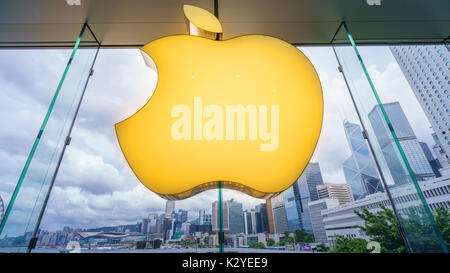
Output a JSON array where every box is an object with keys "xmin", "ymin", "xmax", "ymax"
[{"xmin": 0, "ymin": 0, "xmax": 449, "ymax": 47}]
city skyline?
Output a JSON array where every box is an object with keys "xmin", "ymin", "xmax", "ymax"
[{"xmin": 0, "ymin": 46, "xmax": 440, "ymax": 231}]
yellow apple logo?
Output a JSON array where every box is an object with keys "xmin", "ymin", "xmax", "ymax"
[{"xmin": 115, "ymin": 5, "xmax": 323, "ymax": 200}]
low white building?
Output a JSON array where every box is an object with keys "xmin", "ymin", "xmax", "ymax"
[
  {"xmin": 322, "ymin": 193, "xmax": 390, "ymax": 244},
  {"xmin": 417, "ymin": 176, "xmax": 450, "ymax": 211},
  {"xmin": 321, "ymin": 176, "xmax": 450, "ymax": 245}
]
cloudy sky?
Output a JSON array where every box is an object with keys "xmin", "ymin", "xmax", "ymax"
[{"xmin": 0, "ymin": 45, "xmax": 434, "ymax": 231}]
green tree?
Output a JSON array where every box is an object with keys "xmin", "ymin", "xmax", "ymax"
[
  {"xmin": 248, "ymin": 242, "xmax": 265, "ymax": 249},
  {"xmin": 402, "ymin": 206, "xmax": 441, "ymax": 252},
  {"xmin": 354, "ymin": 204, "xmax": 407, "ymax": 253},
  {"xmin": 279, "ymin": 231, "xmax": 294, "ymax": 246},
  {"xmin": 281, "ymin": 236, "xmax": 295, "ymax": 245},
  {"xmin": 266, "ymin": 238, "xmax": 275, "ymax": 247},
  {"xmin": 294, "ymin": 229, "xmax": 314, "ymax": 243},
  {"xmin": 434, "ymin": 205, "xmax": 450, "ymax": 249},
  {"xmin": 329, "ymin": 235, "xmax": 368, "ymax": 253}
]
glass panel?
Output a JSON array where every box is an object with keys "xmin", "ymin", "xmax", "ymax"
[
  {"xmin": 0, "ymin": 24, "xmax": 99, "ymax": 252},
  {"xmin": 332, "ymin": 23, "xmax": 448, "ymax": 253}
]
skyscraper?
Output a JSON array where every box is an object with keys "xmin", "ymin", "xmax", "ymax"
[
  {"xmin": 228, "ymin": 199, "xmax": 244, "ymax": 234},
  {"xmin": 308, "ymin": 198, "xmax": 340, "ymax": 243},
  {"xmin": 266, "ymin": 199, "xmax": 275, "ymax": 234},
  {"xmin": 165, "ymin": 200, "xmax": 175, "ymax": 218},
  {"xmin": 342, "ymin": 121, "xmax": 384, "ymax": 200},
  {"xmin": 147, "ymin": 213, "xmax": 158, "ymax": 234},
  {"xmin": 390, "ymin": 45, "xmax": 450, "ymax": 169},
  {"xmin": 199, "ymin": 210, "xmax": 211, "ymax": 225},
  {"xmin": 243, "ymin": 210, "xmax": 254, "ymax": 234},
  {"xmin": 141, "ymin": 218, "xmax": 149, "ymax": 234},
  {"xmin": 419, "ymin": 141, "xmax": 442, "ymax": 177},
  {"xmin": 212, "ymin": 201, "xmax": 229, "ymax": 232},
  {"xmin": 316, "ymin": 183, "xmax": 354, "ymax": 205},
  {"xmin": 368, "ymin": 102, "xmax": 436, "ymax": 185},
  {"xmin": 174, "ymin": 209, "xmax": 188, "ymax": 230},
  {"xmin": 255, "ymin": 203, "xmax": 270, "ymax": 233},
  {"xmin": 272, "ymin": 204, "xmax": 289, "ymax": 234},
  {"xmin": 284, "ymin": 162, "xmax": 324, "ymax": 233},
  {"xmin": 283, "ymin": 181, "xmax": 302, "ymax": 231}
]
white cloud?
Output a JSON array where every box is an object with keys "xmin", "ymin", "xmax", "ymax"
[{"xmin": 1, "ymin": 46, "xmax": 438, "ymax": 231}]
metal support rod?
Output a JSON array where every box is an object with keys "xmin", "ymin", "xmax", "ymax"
[
  {"xmin": 27, "ymin": 24, "xmax": 100, "ymax": 252},
  {"xmin": 217, "ymin": 181, "xmax": 224, "ymax": 253}
]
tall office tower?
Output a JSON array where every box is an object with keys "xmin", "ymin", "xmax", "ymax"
[
  {"xmin": 176, "ymin": 209, "xmax": 188, "ymax": 223},
  {"xmin": 212, "ymin": 201, "xmax": 230, "ymax": 232},
  {"xmin": 136, "ymin": 221, "xmax": 142, "ymax": 233},
  {"xmin": 272, "ymin": 204, "xmax": 289, "ymax": 234},
  {"xmin": 174, "ymin": 209, "xmax": 188, "ymax": 230},
  {"xmin": 250, "ymin": 210, "xmax": 257, "ymax": 234},
  {"xmin": 141, "ymin": 218, "xmax": 149, "ymax": 234},
  {"xmin": 432, "ymin": 132, "xmax": 449, "ymax": 169},
  {"xmin": 255, "ymin": 203, "xmax": 270, "ymax": 233},
  {"xmin": 284, "ymin": 162, "xmax": 324, "ymax": 233},
  {"xmin": 156, "ymin": 213, "xmax": 165, "ymax": 234},
  {"xmin": 368, "ymin": 102, "xmax": 436, "ymax": 185},
  {"xmin": 199, "ymin": 210, "xmax": 212, "ymax": 225},
  {"xmin": 266, "ymin": 199, "xmax": 275, "ymax": 234},
  {"xmin": 419, "ymin": 142, "xmax": 442, "ymax": 177},
  {"xmin": 301, "ymin": 163, "xmax": 324, "ymax": 202},
  {"xmin": 227, "ymin": 199, "xmax": 244, "ymax": 234},
  {"xmin": 390, "ymin": 45, "xmax": 450, "ymax": 170},
  {"xmin": 165, "ymin": 200, "xmax": 175, "ymax": 218},
  {"xmin": 283, "ymin": 181, "xmax": 302, "ymax": 231},
  {"xmin": 316, "ymin": 183, "xmax": 354, "ymax": 205},
  {"xmin": 308, "ymin": 198, "xmax": 340, "ymax": 243},
  {"xmin": 342, "ymin": 120, "xmax": 384, "ymax": 200},
  {"xmin": 147, "ymin": 213, "xmax": 159, "ymax": 234},
  {"xmin": 243, "ymin": 210, "xmax": 254, "ymax": 234},
  {"xmin": 162, "ymin": 218, "xmax": 176, "ymax": 241}
]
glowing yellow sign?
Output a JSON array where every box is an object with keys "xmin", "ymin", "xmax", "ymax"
[{"xmin": 115, "ymin": 5, "xmax": 323, "ymax": 200}]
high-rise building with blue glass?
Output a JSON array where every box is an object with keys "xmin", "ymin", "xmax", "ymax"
[
  {"xmin": 255, "ymin": 203, "xmax": 269, "ymax": 233},
  {"xmin": 368, "ymin": 102, "xmax": 436, "ymax": 185},
  {"xmin": 342, "ymin": 121, "xmax": 384, "ymax": 200},
  {"xmin": 283, "ymin": 162, "xmax": 323, "ymax": 234},
  {"xmin": 390, "ymin": 45, "xmax": 450, "ymax": 169},
  {"xmin": 228, "ymin": 199, "xmax": 244, "ymax": 234}
]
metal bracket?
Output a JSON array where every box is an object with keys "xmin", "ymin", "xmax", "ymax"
[
  {"xmin": 65, "ymin": 136, "xmax": 72, "ymax": 146},
  {"xmin": 362, "ymin": 130, "xmax": 369, "ymax": 139}
]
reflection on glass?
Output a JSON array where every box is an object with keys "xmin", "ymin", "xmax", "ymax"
[{"xmin": 342, "ymin": 121, "xmax": 384, "ymax": 200}]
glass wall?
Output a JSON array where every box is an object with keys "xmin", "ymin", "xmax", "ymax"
[
  {"xmin": 0, "ymin": 24, "xmax": 99, "ymax": 252},
  {"xmin": 332, "ymin": 23, "xmax": 448, "ymax": 253},
  {"xmin": 0, "ymin": 27, "xmax": 448, "ymax": 253}
]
